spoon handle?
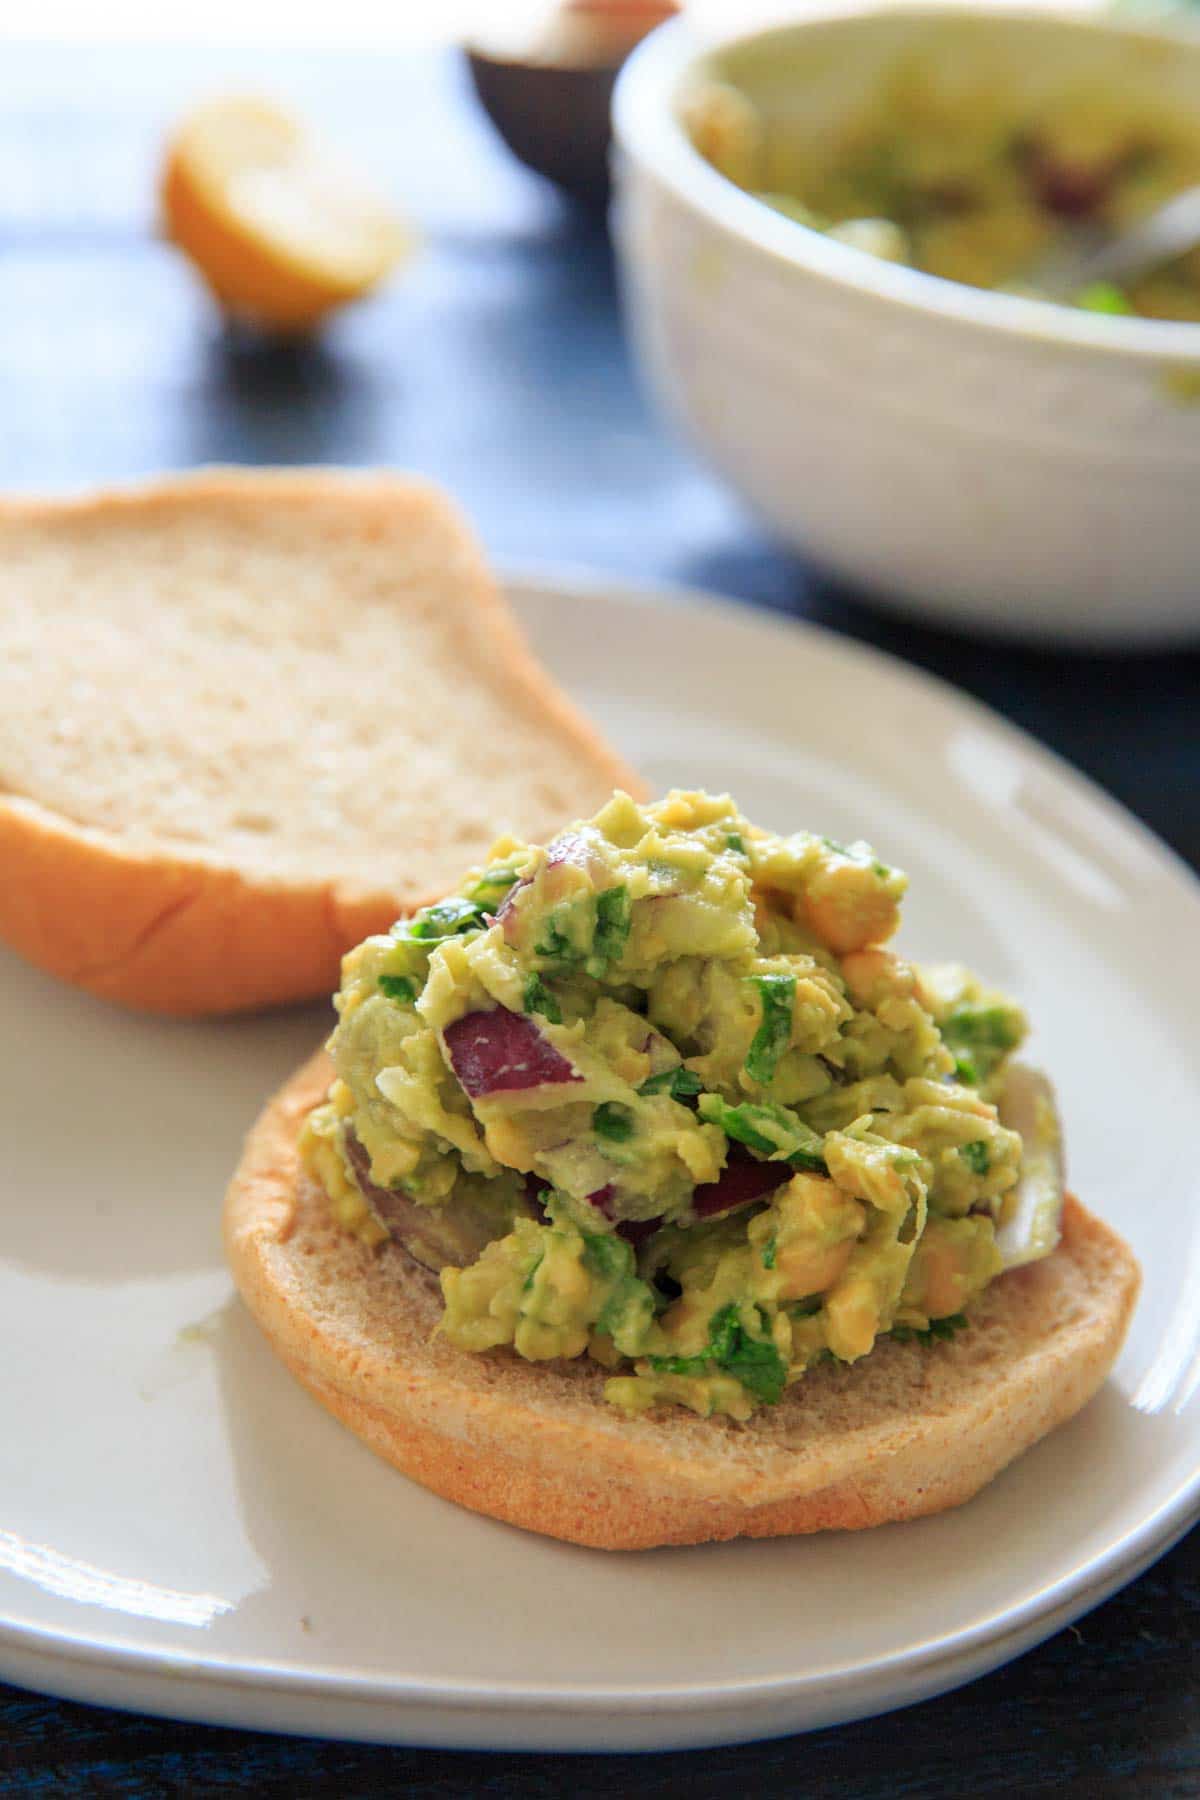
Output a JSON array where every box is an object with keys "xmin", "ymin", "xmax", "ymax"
[{"xmin": 1037, "ymin": 183, "xmax": 1200, "ymax": 299}]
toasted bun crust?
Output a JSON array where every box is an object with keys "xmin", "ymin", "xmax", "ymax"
[
  {"xmin": 224, "ymin": 1053, "xmax": 1141, "ymax": 1550},
  {"xmin": 0, "ymin": 470, "xmax": 641, "ymax": 1016}
]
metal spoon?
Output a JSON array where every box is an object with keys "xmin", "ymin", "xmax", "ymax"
[{"xmin": 1027, "ymin": 182, "xmax": 1200, "ymax": 301}]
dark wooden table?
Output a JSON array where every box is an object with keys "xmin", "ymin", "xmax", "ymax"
[{"xmin": 1, "ymin": 38, "xmax": 1197, "ymax": 1799}]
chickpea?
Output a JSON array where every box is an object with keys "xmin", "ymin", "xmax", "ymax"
[
  {"xmin": 927, "ymin": 1254, "xmax": 966, "ymax": 1319},
  {"xmin": 910, "ymin": 1236, "xmax": 969, "ymax": 1319},
  {"xmin": 775, "ymin": 1236, "xmax": 856, "ymax": 1303},
  {"xmin": 827, "ymin": 217, "xmax": 910, "ymax": 265},
  {"xmin": 683, "ymin": 80, "xmax": 763, "ymax": 188},
  {"xmin": 801, "ymin": 855, "xmax": 902, "ymax": 954},
  {"xmin": 825, "ymin": 1278, "xmax": 880, "ymax": 1362},
  {"xmin": 483, "ymin": 1113, "xmax": 534, "ymax": 1172},
  {"xmin": 839, "ymin": 948, "xmax": 916, "ymax": 1008}
]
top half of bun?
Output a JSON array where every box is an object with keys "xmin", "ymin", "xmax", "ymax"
[{"xmin": 0, "ymin": 468, "xmax": 641, "ymax": 1015}]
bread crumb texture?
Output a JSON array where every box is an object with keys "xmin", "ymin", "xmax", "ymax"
[
  {"xmin": 224, "ymin": 1052, "xmax": 1141, "ymax": 1550},
  {"xmin": 0, "ymin": 470, "xmax": 641, "ymax": 1012}
]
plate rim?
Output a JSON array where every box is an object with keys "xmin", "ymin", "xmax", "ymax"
[
  {"xmin": 3, "ymin": 562, "xmax": 1198, "ymax": 1739},
  {"xmin": 499, "ymin": 558, "xmax": 1200, "ymax": 904},
  {"xmin": 0, "ymin": 1491, "xmax": 1196, "ymax": 1716}
]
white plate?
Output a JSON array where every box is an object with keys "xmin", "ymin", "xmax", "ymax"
[{"xmin": 2, "ymin": 571, "xmax": 1198, "ymax": 1751}]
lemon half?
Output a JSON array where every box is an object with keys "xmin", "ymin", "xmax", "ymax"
[{"xmin": 162, "ymin": 96, "xmax": 409, "ymax": 332}]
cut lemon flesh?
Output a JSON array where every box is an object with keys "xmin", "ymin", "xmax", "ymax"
[{"xmin": 162, "ymin": 96, "xmax": 408, "ymax": 331}]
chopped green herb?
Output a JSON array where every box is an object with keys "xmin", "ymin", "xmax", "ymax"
[
  {"xmin": 521, "ymin": 1249, "xmax": 545, "ymax": 1293},
  {"xmin": 943, "ymin": 1006, "xmax": 1020, "ymax": 1051},
  {"xmin": 378, "ymin": 973, "xmax": 416, "ymax": 1003},
  {"xmin": 708, "ymin": 1305, "xmax": 788, "ymax": 1404},
  {"xmin": 700, "ymin": 1097, "xmax": 774, "ymax": 1155},
  {"xmin": 523, "ymin": 974, "xmax": 562, "ymax": 1024},
  {"xmin": 399, "ymin": 896, "xmax": 488, "ymax": 942},
  {"xmin": 891, "ymin": 1312, "xmax": 968, "ymax": 1346},
  {"xmin": 582, "ymin": 1230, "xmax": 630, "ymax": 1282},
  {"xmin": 821, "ymin": 835, "xmax": 849, "ymax": 855},
  {"xmin": 958, "ymin": 1140, "xmax": 990, "ymax": 1175},
  {"xmin": 637, "ymin": 1068, "xmax": 671, "ymax": 1097},
  {"xmin": 589, "ymin": 885, "xmax": 632, "ymax": 973},
  {"xmin": 786, "ymin": 1142, "xmax": 827, "ymax": 1174},
  {"xmin": 638, "ymin": 1067, "xmax": 704, "ymax": 1102},
  {"xmin": 723, "ymin": 1115, "xmax": 777, "ymax": 1156},
  {"xmin": 1076, "ymin": 281, "xmax": 1134, "ymax": 316},
  {"xmin": 761, "ymin": 1234, "xmax": 777, "ymax": 1270},
  {"xmin": 745, "ymin": 973, "xmax": 795, "ymax": 1085},
  {"xmin": 725, "ymin": 832, "xmax": 746, "ymax": 854},
  {"xmin": 871, "ymin": 859, "xmax": 891, "ymax": 879},
  {"xmin": 583, "ymin": 1231, "xmax": 657, "ymax": 1351},
  {"xmin": 942, "ymin": 1004, "xmax": 1022, "ymax": 1081},
  {"xmin": 594, "ymin": 1102, "xmax": 635, "ymax": 1143},
  {"xmin": 699, "ymin": 1094, "xmax": 828, "ymax": 1173},
  {"xmin": 534, "ymin": 914, "xmax": 580, "ymax": 963},
  {"xmin": 467, "ymin": 862, "xmax": 525, "ymax": 907},
  {"xmin": 651, "ymin": 1304, "xmax": 787, "ymax": 1405}
]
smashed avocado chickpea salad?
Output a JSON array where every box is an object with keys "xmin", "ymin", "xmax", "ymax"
[
  {"xmin": 685, "ymin": 65, "xmax": 1200, "ymax": 320},
  {"xmin": 302, "ymin": 792, "xmax": 1062, "ymax": 1423}
]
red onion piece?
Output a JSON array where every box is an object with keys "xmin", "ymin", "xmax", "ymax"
[
  {"xmin": 994, "ymin": 1064, "xmax": 1065, "ymax": 1270},
  {"xmin": 590, "ymin": 1183, "xmax": 662, "ymax": 1249},
  {"xmin": 495, "ymin": 875, "xmax": 534, "ymax": 941},
  {"xmin": 444, "ymin": 1007, "xmax": 581, "ymax": 1097},
  {"xmin": 640, "ymin": 1028, "xmax": 679, "ymax": 1077},
  {"xmin": 342, "ymin": 1132, "xmax": 466, "ymax": 1270},
  {"xmin": 546, "ymin": 829, "xmax": 617, "ymax": 903},
  {"xmin": 547, "ymin": 830, "xmax": 590, "ymax": 869},
  {"xmin": 692, "ymin": 1154, "xmax": 791, "ymax": 1218},
  {"xmin": 1022, "ymin": 141, "xmax": 1121, "ymax": 219},
  {"xmin": 605, "ymin": 1156, "xmax": 793, "ymax": 1251},
  {"xmin": 617, "ymin": 1216, "xmax": 661, "ymax": 1249}
]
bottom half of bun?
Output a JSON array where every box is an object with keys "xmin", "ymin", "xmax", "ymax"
[{"xmin": 223, "ymin": 1053, "xmax": 1141, "ymax": 1551}]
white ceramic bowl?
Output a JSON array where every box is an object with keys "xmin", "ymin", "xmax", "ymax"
[{"xmin": 611, "ymin": 6, "xmax": 1200, "ymax": 645}]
